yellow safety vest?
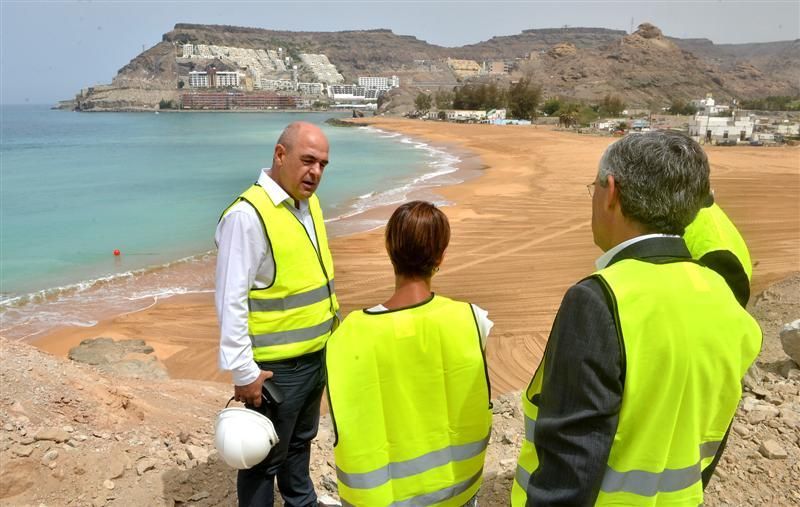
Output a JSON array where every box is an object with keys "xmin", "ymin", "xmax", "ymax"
[
  {"xmin": 684, "ymin": 202, "xmax": 752, "ymax": 280},
  {"xmin": 326, "ymin": 295, "xmax": 492, "ymax": 506},
  {"xmin": 512, "ymin": 259, "xmax": 760, "ymax": 506},
  {"xmin": 220, "ymin": 184, "xmax": 339, "ymax": 362}
]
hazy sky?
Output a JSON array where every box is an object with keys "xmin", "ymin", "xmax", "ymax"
[{"xmin": 2, "ymin": 1, "xmax": 798, "ymax": 104}]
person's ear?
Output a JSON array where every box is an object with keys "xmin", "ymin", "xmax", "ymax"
[
  {"xmin": 604, "ymin": 174, "xmax": 620, "ymax": 212},
  {"xmin": 435, "ymin": 250, "xmax": 446, "ymax": 270},
  {"xmin": 274, "ymin": 144, "xmax": 286, "ymax": 167}
]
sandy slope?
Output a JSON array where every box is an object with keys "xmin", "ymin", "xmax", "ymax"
[{"xmin": 34, "ymin": 121, "xmax": 800, "ymax": 395}]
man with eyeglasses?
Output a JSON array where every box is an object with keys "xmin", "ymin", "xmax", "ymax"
[
  {"xmin": 512, "ymin": 131, "xmax": 761, "ymax": 506},
  {"xmin": 591, "ymin": 177, "xmax": 751, "ymax": 307}
]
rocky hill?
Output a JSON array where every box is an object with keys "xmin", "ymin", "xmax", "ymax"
[
  {"xmin": 451, "ymin": 27, "xmax": 627, "ymax": 60},
  {"xmin": 66, "ymin": 23, "xmax": 800, "ymax": 113},
  {"xmin": 1, "ymin": 274, "xmax": 799, "ymax": 505}
]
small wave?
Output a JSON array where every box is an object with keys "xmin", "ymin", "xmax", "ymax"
[
  {"xmin": 62, "ymin": 319, "xmax": 99, "ymax": 328},
  {"xmin": 0, "ymin": 251, "xmax": 214, "ymax": 309},
  {"xmin": 0, "ymin": 251, "xmax": 217, "ymax": 341},
  {"xmin": 125, "ymin": 287, "xmax": 214, "ymax": 301},
  {"xmin": 358, "ymin": 125, "xmax": 401, "ymax": 139},
  {"xmin": 325, "ymin": 129, "xmax": 465, "ymax": 225}
]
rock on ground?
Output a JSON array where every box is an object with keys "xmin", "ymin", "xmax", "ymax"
[
  {"xmin": 780, "ymin": 319, "xmax": 800, "ymax": 366},
  {"xmin": 68, "ymin": 337, "xmax": 168, "ymax": 379}
]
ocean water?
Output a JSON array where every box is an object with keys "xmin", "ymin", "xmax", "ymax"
[{"xmin": 0, "ymin": 106, "xmax": 463, "ymax": 339}]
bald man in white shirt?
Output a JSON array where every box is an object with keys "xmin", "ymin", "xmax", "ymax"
[{"xmin": 216, "ymin": 122, "xmax": 339, "ymax": 507}]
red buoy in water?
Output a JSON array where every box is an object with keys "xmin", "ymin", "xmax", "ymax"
[{"xmin": 113, "ymin": 249, "xmax": 121, "ymax": 256}]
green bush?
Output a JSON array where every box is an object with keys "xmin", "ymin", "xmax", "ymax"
[{"xmin": 159, "ymin": 99, "xmax": 177, "ymax": 110}]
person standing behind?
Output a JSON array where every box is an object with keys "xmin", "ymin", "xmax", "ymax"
[
  {"xmin": 215, "ymin": 122, "xmax": 339, "ymax": 507},
  {"xmin": 684, "ymin": 194, "xmax": 752, "ymax": 307},
  {"xmin": 512, "ymin": 131, "xmax": 761, "ymax": 506},
  {"xmin": 326, "ymin": 201, "xmax": 493, "ymax": 506}
]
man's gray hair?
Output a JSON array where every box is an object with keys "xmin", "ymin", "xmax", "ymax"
[{"xmin": 598, "ymin": 131, "xmax": 710, "ymax": 235}]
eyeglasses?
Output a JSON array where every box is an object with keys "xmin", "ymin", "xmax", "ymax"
[{"xmin": 586, "ymin": 182, "xmax": 596, "ymax": 197}]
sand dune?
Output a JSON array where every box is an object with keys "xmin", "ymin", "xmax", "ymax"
[{"xmin": 34, "ymin": 121, "xmax": 800, "ymax": 395}]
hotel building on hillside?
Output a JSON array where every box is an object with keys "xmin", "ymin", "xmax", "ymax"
[{"xmin": 357, "ymin": 76, "xmax": 400, "ymax": 90}]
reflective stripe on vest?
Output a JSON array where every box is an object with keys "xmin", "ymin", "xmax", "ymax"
[
  {"xmin": 510, "ymin": 374, "xmax": 543, "ymax": 507},
  {"xmin": 512, "ymin": 258, "xmax": 760, "ymax": 506},
  {"xmin": 340, "ymin": 469, "xmax": 484, "ymax": 507},
  {"xmin": 251, "ymin": 317, "xmax": 336, "ymax": 347},
  {"xmin": 684, "ymin": 203, "xmax": 752, "ymax": 280},
  {"xmin": 515, "ymin": 414, "xmax": 722, "ymax": 498},
  {"xmin": 221, "ymin": 184, "xmax": 339, "ymax": 361},
  {"xmin": 327, "ymin": 295, "xmax": 492, "ymax": 506},
  {"xmin": 249, "ymin": 280, "xmax": 335, "ymax": 312},
  {"xmin": 337, "ymin": 435, "xmax": 489, "ymax": 489},
  {"xmin": 600, "ymin": 440, "xmax": 721, "ymax": 496}
]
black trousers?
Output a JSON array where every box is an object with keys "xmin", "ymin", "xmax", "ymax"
[{"xmin": 237, "ymin": 350, "xmax": 325, "ymax": 507}]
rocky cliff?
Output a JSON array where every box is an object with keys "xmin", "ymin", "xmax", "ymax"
[{"xmin": 66, "ymin": 23, "xmax": 799, "ymax": 111}]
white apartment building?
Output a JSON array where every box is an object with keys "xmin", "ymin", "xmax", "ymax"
[
  {"xmin": 689, "ymin": 114, "xmax": 756, "ymax": 141},
  {"xmin": 189, "ymin": 71, "xmax": 209, "ymax": 88},
  {"xmin": 328, "ymin": 85, "xmax": 367, "ymax": 101},
  {"xmin": 215, "ymin": 72, "xmax": 240, "ymax": 88},
  {"xmin": 258, "ymin": 80, "xmax": 324, "ymax": 95},
  {"xmin": 297, "ymin": 82, "xmax": 324, "ymax": 95},
  {"xmin": 261, "ymin": 79, "xmax": 297, "ymax": 92},
  {"xmin": 357, "ymin": 76, "xmax": 400, "ymax": 90},
  {"xmin": 188, "ymin": 71, "xmax": 240, "ymax": 88},
  {"xmin": 299, "ymin": 54, "xmax": 344, "ymax": 84}
]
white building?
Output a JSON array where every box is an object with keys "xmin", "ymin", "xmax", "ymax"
[
  {"xmin": 215, "ymin": 72, "xmax": 240, "ymax": 88},
  {"xmin": 261, "ymin": 79, "xmax": 297, "ymax": 92},
  {"xmin": 592, "ymin": 119, "xmax": 623, "ymax": 131},
  {"xmin": 487, "ymin": 109, "xmax": 506, "ymax": 121},
  {"xmin": 446, "ymin": 110, "xmax": 487, "ymax": 122},
  {"xmin": 297, "ymin": 82, "xmax": 324, "ymax": 95},
  {"xmin": 189, "ymin": 71, "xmax": 209, "ymax": 88},
  {"xmin": 299, "ymin": 54, "xmax": 344, "ymax": 84},
  {"xmin": 691, "ymin": 94, "xmax": 730, "ymax": 116},
  {"xmin": 776, "ymin": 123, "xmax": 800, "ymax": 136},
  {"xmin": 689, "ymin": 114, "xmax": 756, "ymax": 142},
  {"xmin": 357, "ymin": 76, "xmax": 400, "ymax": 90},
  {"xmin": 188, "ymin": 70, "xmax": 240, "ymax": 88},
  {"xmin": 328, "ymin": 84, "xmax": 374, "ymax": 102}
]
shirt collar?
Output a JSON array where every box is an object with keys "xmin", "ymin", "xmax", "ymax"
[
  {"xmin": 595, "ymin": 233, "xmax": 678, "ymax": 270},
  {"xmin": 257, "ymin": 168, "xmax": 308, "ymax": 211}
]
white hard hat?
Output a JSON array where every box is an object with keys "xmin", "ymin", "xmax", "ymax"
[{"xmin": 214, "ymin": 407, "xmax": 279, "ymax": 469}]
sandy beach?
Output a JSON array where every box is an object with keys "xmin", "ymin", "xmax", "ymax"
[{"xmin": 33, "ymin": 120, "xmax": 800, "ymax": 394}]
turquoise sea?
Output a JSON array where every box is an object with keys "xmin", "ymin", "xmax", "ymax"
[{"xmin": 0, "ymin": 106, "xmax": 464, "ymax": 339}]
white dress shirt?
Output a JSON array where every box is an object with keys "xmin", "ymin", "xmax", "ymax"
[
  {"xmin": 215, "ymin": 169, "xmax": 319, "ymax": 386},
  {"xmin": 594, "ymin": 233, "xmax": 680, "ymax": 270},
  {"xmin": 367, "ymin": 303, "xmax": 494, "ymax": 350}
]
